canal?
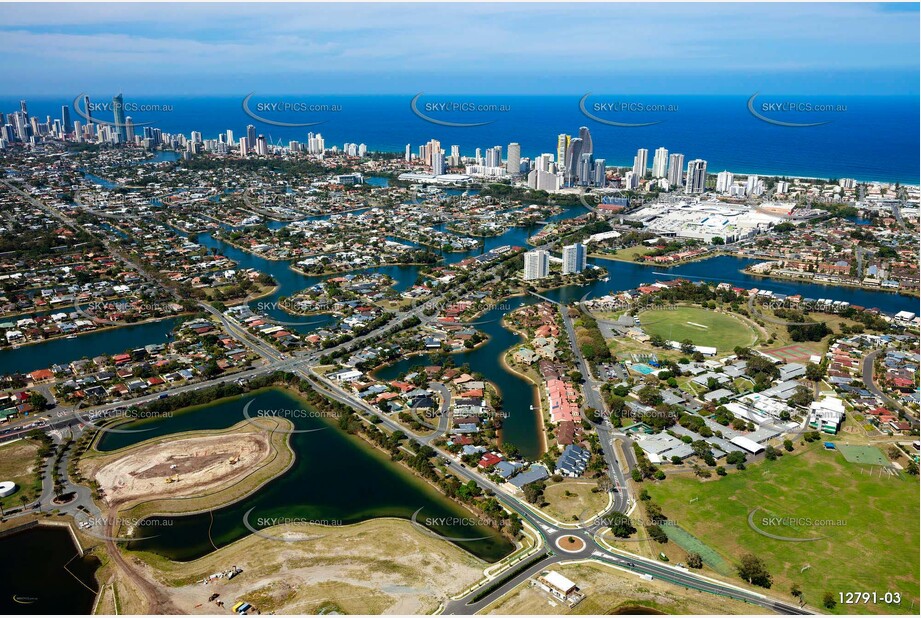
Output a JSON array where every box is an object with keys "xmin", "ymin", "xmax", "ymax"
[
  {"xmin": 96, "ymin": 387, "xmax": 515, "ymax": 563},
  {"xmin": 2, "ymin": 200, "xmax": 917, "ymax": 461},
  {"xmin": 0, "ymin": 525, "xmax": 100, "ymax": 615},
  {"xmin": 0, "ymin": 317, "xmax": 180, "ymax": 378}
]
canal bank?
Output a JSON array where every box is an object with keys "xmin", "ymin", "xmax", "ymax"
[
  {"xmin": 0, "ymin": 316, "xmax": 181, "ymax": 377},
  {"xmin": 373, "ymin": 296, "xmax": 545, "ymax": 460},
  {"xmin": 95, "ymin": 387, "xmax": 515, "ymax": 563}
]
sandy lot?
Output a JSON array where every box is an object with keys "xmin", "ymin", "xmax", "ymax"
[
  {"xmin": 485, "ymin": 561, "xmax": 768, "ymax": 615},
  {"xmin": 144, "ymin": 518, "xmax": 488, "ymax": 615},
  {"xmin": 95, "ymin": 432, "xmax": 271, "ymax": 507}
]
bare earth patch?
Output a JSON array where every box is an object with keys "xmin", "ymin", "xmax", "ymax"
[
  {"xmin": 142, "ymin": 518, "xmax": 488, "ymax": 615},
  {"xmin": 95, "ymin": 432, "xmax": 271, "ymax": 507},
  {"xmin": 485, "ymin": 561, "xmax": 767, "ymax": 615}
]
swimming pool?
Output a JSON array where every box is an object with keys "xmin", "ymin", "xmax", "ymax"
[{"xmin": 632, "ymin": 363, "xmax": 655, "ymax": 375}]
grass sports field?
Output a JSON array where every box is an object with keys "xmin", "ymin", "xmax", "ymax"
[
  {"xmin": 646, "ymin": 444, "xmax": 919, "ymax": 614},
  {"xmin": 639, "ymin": 306, "xmax": 757, "ymax": 352}
]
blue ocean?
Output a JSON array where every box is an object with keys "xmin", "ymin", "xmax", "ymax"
[{"xmin": 3, "ymin": 94, "xmax": 918, "ymax": 184}]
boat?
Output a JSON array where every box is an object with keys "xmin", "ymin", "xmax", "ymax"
[{"xmin": 65, "ymin": 335, "xmax": 77, "ymax": 339}]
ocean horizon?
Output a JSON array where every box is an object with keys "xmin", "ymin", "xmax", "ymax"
[{"xmin": 4, "ymin": 94, "xmax": 919, "ymax": 185}]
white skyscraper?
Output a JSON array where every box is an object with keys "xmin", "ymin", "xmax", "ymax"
[
  {"xmin": 593, "ymin": 159, "xmax": 606, "ymax": 187},
  {"xmin": 404, "ymin": 143, "xmax": 411, "ymax": 161},
  {"xmin": 124, "ymin": 117, "xmax": 135, "ymax": 143},
  {"xmin": 507, "ymin": 142, "xmax": 521, "ymax": 176},
  {"xmin": 239, "ymin": 137, "xmax": 249, "ymax": 157},
  {"xmin": 562, "ymin": 243, "xmax": 587, "ymax": 275},
  {"xmin": 523, "ymin": 250, "xmax": 549, "ymax": 281},
  {"xmin": 667, "ymin": 153, "xmax": 685, "ymax": 187},
  {"xmin": 486, "ymin": 145, "xmax": 502, "ymax": 168},
  {"xmin": 527, "ymin": 169, "xmax": 561, "ymax": 191},
  {"xmin": 685, "ymin": 159, "xmax": 708, "ymax": 194},
  {"xmin": 716, "ymin": 171, "xmax": 734, "ymax": 193},
  {"xmin": 432, "ymin": 151, "xmax": 446, "ymax": 176},
  {"xmin": 226, "ymin": 129, "xmax": 234, "ymax": 146},
  {"xmin": 624, "ymin": 170, "xmax": 638, "ymax": 190},
  {"xmin": 633, "ymin": 148, "xmax": 648, "ymax": 178},
  {"xmin": 652, "ymin": 147, "xmax": 668, "ymax": 178}
]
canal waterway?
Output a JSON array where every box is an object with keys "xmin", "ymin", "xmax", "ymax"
[
  {"xmin": 0, "ymin": 525, "xmax": 100, "ymax": 615},
  {"xmin": 96, "ymin": 387, "xmax": 515, "ymax": 562},
  {"xmin": 3, "ymin": 200, "xmax": 917, "ymax": 459}
]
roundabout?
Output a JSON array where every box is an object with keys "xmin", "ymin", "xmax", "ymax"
[{"xmin": 554, "ymin": 534, "xmax": 587, "ymax": 553}]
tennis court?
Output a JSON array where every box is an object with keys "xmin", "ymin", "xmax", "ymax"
[
  {"xmin": 838, "ymin": 445, "xmax": 889, "ymax": 466},
  {"xmin": 763, "ymin": 344, "xmax": 814, "ymax": 364}
]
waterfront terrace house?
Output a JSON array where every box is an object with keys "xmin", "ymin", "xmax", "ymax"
[
  {"xmin": 555, "ymin": 444, "xmax": 590, "ymax": 477},
  {"xmin": 508, "ymin": 464, "xmax": 549, "ymax": 490}
]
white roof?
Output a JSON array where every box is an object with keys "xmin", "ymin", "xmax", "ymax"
[
  {"xmin": 542, "ymin": 570, "xmax": 576, "ymax": 593},
  {"xmin": 730, "ymin": 435, "xmax": 765, "ymax": 453}
]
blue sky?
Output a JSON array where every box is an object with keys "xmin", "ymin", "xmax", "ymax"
[{"xmin": 1, "ymin": 2, "xmax": 918, "ymax": 95}]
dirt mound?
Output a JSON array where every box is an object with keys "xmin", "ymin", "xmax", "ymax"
[{"xmin": 96, "ymin": 432, "xmax": 271, "ymax": 506}]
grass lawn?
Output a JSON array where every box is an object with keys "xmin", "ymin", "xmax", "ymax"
[
  {"xmin": 589, "ymin": 245, "xmax": 653, "ymax": 263},
  {"xmin": 0, "ymin": 439, "xmax": 41, "ymax": 511},
  {"xmin": 640, "ymin": 306, "xmax": 757, "ymax": 352},
  {"xmin": 540, "ymin": 479, "xmax": 609, "ymax": 523},
  {"xmin": 646, "ymin": 443, "xmax": 919, "ymax": 614}
]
